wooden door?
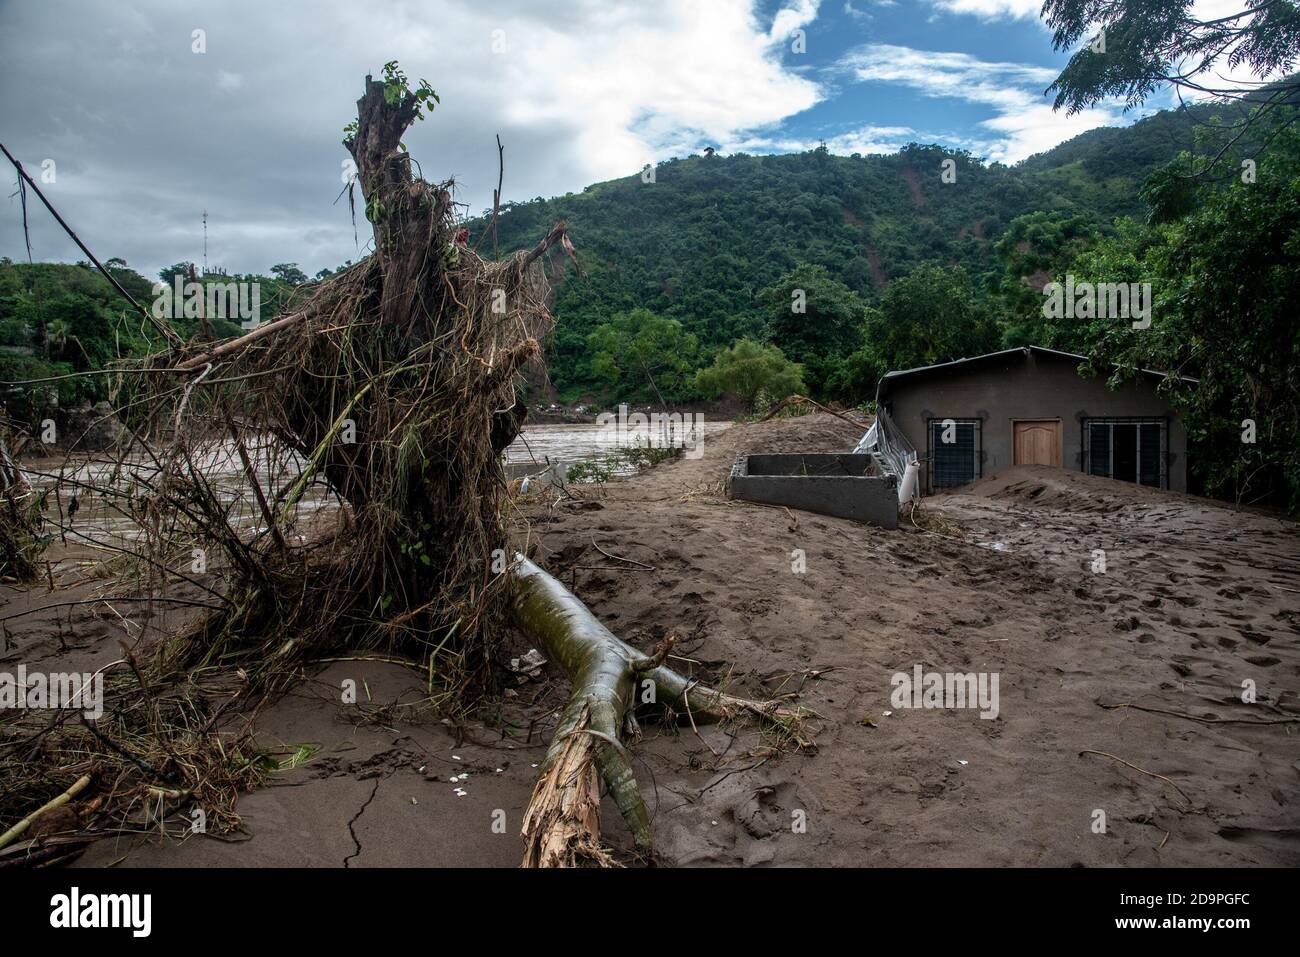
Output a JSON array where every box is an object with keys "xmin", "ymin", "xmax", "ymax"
[{"xmin": 1013, "ymin": 420, "xmax": 1061, "ymax": 467}]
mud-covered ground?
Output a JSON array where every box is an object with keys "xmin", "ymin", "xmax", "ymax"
[{"xmin": 4, "ymin": 413, "xmax": 1297, "ymax": 867}]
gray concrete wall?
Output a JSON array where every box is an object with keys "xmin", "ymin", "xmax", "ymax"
[
  {"xmin": 730, "ymin": 454, "xmax": 899, "ymax": 528},
  {"xmin": 746, "ymin": 453, "xmax": 876, "ymax": 477},
  {"xmin": 881, "ymin": 351, "xmax": 1187, "ymax": 493}
]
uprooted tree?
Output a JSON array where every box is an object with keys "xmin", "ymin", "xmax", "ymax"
[{"xmin": 0, "ymin": 68, "xmax": 810, "ymax": 867}]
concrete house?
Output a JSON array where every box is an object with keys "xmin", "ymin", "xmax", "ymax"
[{"xmin": 876, "ymin": 346, "xmax": 1189, "ymax": 494}]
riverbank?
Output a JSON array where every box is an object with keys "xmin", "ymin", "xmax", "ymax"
[{"xmin": 525, "ymin": 396, "xmax": 749, "ymax": 425}]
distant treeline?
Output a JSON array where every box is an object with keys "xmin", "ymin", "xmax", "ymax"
[{"xmin": 0, "ymin": 259, "xmax": 343, "ymax": 418}]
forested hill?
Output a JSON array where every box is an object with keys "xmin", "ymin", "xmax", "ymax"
[{"xmin": 474, "ymin": 101, "xmax": 1214, "ymax": 400}]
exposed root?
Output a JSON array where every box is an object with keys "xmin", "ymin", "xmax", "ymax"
[
  {"xmin": 648, "ymin": 666, "xmax": 816, "ymax": 749},
  {"xmin": 0, "ymin": 70, "xmax": 574, "ymax": 850}
]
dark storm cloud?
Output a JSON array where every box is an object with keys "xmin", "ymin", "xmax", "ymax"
[{"xmin": 0, "ymin": 0, "xmax": 821, "ymax": 281}]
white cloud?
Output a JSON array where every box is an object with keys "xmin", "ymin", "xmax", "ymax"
[
  {"xmin": 216, "ymin": 70, "xmax": 244, "ymax": 91},
  {"xmin": 0, "ymin": 0, "xmax": 823, "ymax": 278},
  {"xmin": 977, "ymin": 102, "xmax": 1127, "ymax": 160},
  {"xmin": 819, "ymin": 124, "xmax": 922, "ymax": 155},
  {"xmin": 838, "ymin": 43, "xmax": 1126, "ymax": 162},
  {"xmin": 926, "ymin": 0, "xmax": 1291, "ymax": 102},
  {"xmin": 1176, "ymin": 1, "xmax": 1287, "ymax": 102},
  {"xmin": 844, "ymin": 44, "xmax": 1059, "ymax": 89},
  {"xmin": 927, "ymin": 0, "xmax": 1043, "ymax": 20},
  {"xmin": 844, "ymin": 0, "xmax": 897, "ymax": 21},
  {"xmin": 501, "ymin": 1, "xmax": 823, "ymax": 173},
  {"xmin": 729, "ymin": 123, "xmax": 982, "ymax": 158},
  {"xmin": 768, "ymin": 0, "xmax": 822, "ymax": 44}
]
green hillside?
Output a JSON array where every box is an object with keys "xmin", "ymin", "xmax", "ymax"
[{"xmin": 473, "ymin": 102, "xmax": 1225, "ymax": 401}]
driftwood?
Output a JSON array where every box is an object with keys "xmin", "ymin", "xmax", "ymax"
[
  {"xmin": 760, "ymin": 393, "xmax": 871, "ymax": 434},
  {"xmin": 0, "ymin": 773, "xmax": 91, "ymax": 850},
  {"xmin": 510, "ymin": 555, "xmax": 811, "ymax": 867}
]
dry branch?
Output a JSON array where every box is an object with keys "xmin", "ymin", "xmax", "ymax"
[{"xmin": 0, "ymin": 774, "xmax": 91, "ymax": 850}]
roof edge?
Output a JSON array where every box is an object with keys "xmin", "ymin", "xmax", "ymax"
[{"xmin": 877, "ymin": 345, "xmax": 1198, "ymax": 397}]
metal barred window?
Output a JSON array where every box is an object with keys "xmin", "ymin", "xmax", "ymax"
[
  {"xmin": 1082, "ymin": 418, "xmax": 1167, "ymax": 489},
  {"xmin": 928, "ymin": 418, "xmax": 981, "ymax": 490}
]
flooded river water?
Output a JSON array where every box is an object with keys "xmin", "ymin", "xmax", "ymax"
[
  {"xmin": 17, "ymin": 421, "xmax": 734, "ymax": 551},
  {"xmin": 502, "ymin": 420, "xmax": 732, "ymax": 474}
]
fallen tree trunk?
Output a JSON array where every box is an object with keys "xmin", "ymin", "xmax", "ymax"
[{"xmin": 511, "ymin": 554, "xmax": 811, "ymax": 867}]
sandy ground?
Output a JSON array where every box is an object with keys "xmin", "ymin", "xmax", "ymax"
[{"xmin": 3, "ymin": 413, "xmax": 1297, "ymax": 867}]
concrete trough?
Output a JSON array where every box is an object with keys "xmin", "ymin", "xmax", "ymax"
[{"xmin": 729, "ymin": 453, "xmax": 899, "ymax": 529}]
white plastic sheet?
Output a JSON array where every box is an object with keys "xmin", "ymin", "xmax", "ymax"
[{"xmin": 853, "ymin": 408, "xmax": 919, "ymax": 495}]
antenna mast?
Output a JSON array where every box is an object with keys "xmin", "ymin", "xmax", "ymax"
[{"xmin": 202, "ymin": 209, "xmax": 208, "ymax": 275}]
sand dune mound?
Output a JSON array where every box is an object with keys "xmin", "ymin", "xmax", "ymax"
[{"xmin": 954, "ymin": 466, "xmax": 1194, "ymax": 514}]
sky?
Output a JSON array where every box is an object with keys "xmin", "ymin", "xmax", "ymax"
[{"xmin": 0, "ymin": 0, "xmax": 1252, "ymax": 281}]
